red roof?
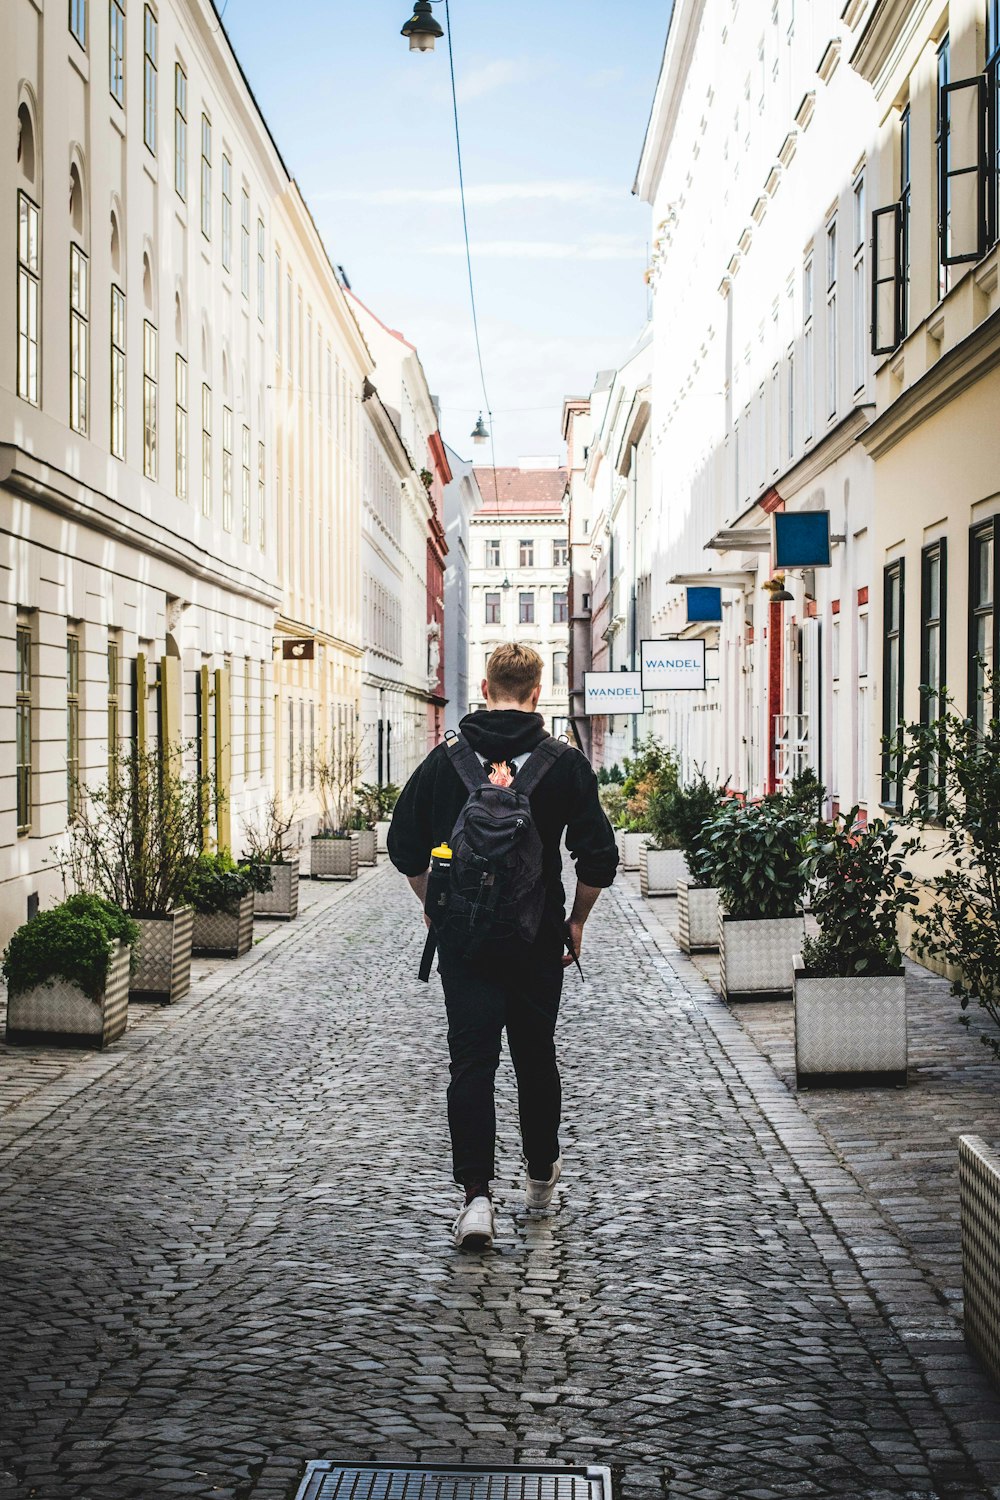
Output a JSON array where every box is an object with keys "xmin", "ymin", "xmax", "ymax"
[{"xmin": 472, "ymin": 467, "xmax": 567, "ymax": 516}]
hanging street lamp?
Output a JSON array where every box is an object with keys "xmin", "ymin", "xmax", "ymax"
[
  {"xmin": 401, "ymin": 0, "xmax": 444, "ymax": 52},
  {"xmin": 762, "ymin": 574, "xmax": 794, "ymax": 603},
  {"xmin": 470, "ymin": 413, "xmax": 489, "ymax": 446}
]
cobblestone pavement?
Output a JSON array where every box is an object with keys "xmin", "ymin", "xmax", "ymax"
[{"xmin": 3, "ymin": 866, "xmax": 1000, "ymax": 1500}]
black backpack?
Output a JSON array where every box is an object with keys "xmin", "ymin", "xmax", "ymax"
[{"xmin": 419, "ymin": 729, "xmax": 570, "ymax": 972}]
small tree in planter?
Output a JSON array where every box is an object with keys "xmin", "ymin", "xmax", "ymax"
[
  {"xmin": 63, "ymin": 746, "xmax": 203, "ymax": 1004},
  {"xmin": 183, "ymin": 851, "xmax": 271, "ymax": 957},
  {"xmin": 794, "ymin": 811, "xmax": 919, "ymax": 1086},
  {"xmin": 4, "ymin": 894, "xmax": 139, "ymax": 1048},
  {"xmin": 617, "ymin": 736, "xmax": 679, "ymax": 869},
  {"xmin": 243, "ymin": 797, "xmax": 302, "ymax": 920},
  {"xmin": 669, "ymin": 775, "xmax": 728, "ymax": 951},
  {"xmin": 354, "ymin": 783, "xmax": 398, "ymax": 866},
  {"xmin": 311, "ymin": 730, "xmax": 363, "ymax": 880},
  {"xmin": 639, "ymin": 788, "xmax": 686, "ymax": 898},
  {"xmin": 697, "ymin": 797, "xmax": 809, "ymax": 1001},
  {"xmin": 896, "ymin": 680, "xmax": 1000, "ymax": 1058}
]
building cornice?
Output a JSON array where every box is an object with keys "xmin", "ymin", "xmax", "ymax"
[
  {"xmin": 280, "ymin": 185, "xmax": 373, "ymax": 377},
  {"xmin": 634, "ymin": 0, "xmax": 707, "ymax": 202},
  {"xmin": 860, "ymin": 309, "xmax": 1000, "ymax": 460},
  {"xmin": 849, "ymin": 0, "xmax": 935, "ymax": 98},
  {"xmin": 275, "ymin": 617, "xmax": 364, "ymax": 659},
  {"xmin": 0, "ymin": 447, "xmax": 280, "ymax": 610}
]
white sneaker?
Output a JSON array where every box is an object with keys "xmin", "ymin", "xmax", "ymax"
[
  {"xmin": 453, "ymin": 1195, "xmax": 496, "ymax": 1251},
  {"xmin": 525, "ymin": 1157, "xmax": 562, "ymax": 1211}
]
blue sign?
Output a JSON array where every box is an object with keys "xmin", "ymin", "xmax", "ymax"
[
  {"xmin": 773, "ymin": 510, "xmax": 832, "ymax": 568},
  {"xmin": 687, "ymin": 586, "xmax": 723, "ymax": 623}
]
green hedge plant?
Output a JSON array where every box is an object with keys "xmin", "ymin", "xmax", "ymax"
[
  {"xmin": 693, "ymin": 797, "xmax": 809, "ymax": 920},
  {"xmin": 800, "ymin": 810, "xmax": 918, "ymax": 978},
  {"xmin": 3, "ymin": 894, "xmax": 139, "ymax": 1001},
  {"xmin": 182, "ymin": 851, "xmax": 272, "ymax": 915},
  {"xmin": 652, "ymin": 774, "xmax": 727, "ymax": 873}
]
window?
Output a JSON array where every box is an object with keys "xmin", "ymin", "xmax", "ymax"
[
  {"xmin": 831, "ymin": 617, "xmax": 841, "ymax": 681},
  {"xmin": 274, "ymin": 251, "xmax": 282, "ymax": 361},
  {"xmin": 174, "ymin": 64, "xmax": 187, "ymax": 199},
  {"xmin": 990, "ymin": 3, "xmax": 1000, "ymax": 250},
  {"xmin": 70, "ymin": 246, "xmax": 89, "ymax": 435},
  {"xmin": 553, "ymin": 650, "xmax": 568, "ymax": 688},
  {"xmin": 287, "ymin": 701, "xmax": 294, "ymax": 795},
  {"xmin": 553, "ymin": 537, "xmax": 569, "ymax": 567},
  {"xmin": 70, "ymin": 0, "xmax": 87, "ymax": 47},
  {"xmin": 241, "ymin": 424, "xmax": 251, "ymax": 543},
  {"xmin": 734, "ymin": 416, "xmax": 741, "ymax": 502},
  {"xmin": 519, "ymin": 539, "xmax": 534, "ymax": 568},
  {"xmin": 259, "ymin": 662, "xmax": 266, "ymax": 774},
  {"xmin": 221, "ymin": 155, "xmax": 232, "ymax": 270},
  {"xmin": 936, "ymin": 37, "xmax": 951, "ymax": 299},
  {"xmin": 825, "ymin": 215, "xmax": 837, "ymax": 419},
  {"xmin": 107, "ymin": 635, "xmax": 121, "ymax": 780},
  {"xmin": 17, "ymin": 193, "xmax": 40, "ymax": 406},
  {"xmin": 485, "ymin": 591, "xmax": 501, "ymax": 625},
  {"xmin": 787, "ymin": 347, "xmax": 795, "ymax": 459},
  {"xmin": 110, "ymin": 0, "xmax": 125, "ymax": 104},
  {"xmin": 939, "ymin": 69, "xmax": 989, "ymax": 264},
  {"xmin": 243, "ymin": 659, "xmax": 251, "ymax": 779},
  {"xmin": 485, "ymin": 538, "xmax": 501, "ymax": 568},
  {"xmin": 852, "ymin": 174, "xmax": 866, "ymax": 392},
  {"xmin": 110, "ymin": 285, "xmax": 126, "ymax": 458},
  {"xmin": 222, "ymin": 405, "xmax": 233, "ymax": 531},
  {"xmin": 519, "ymin": 591, "xmax": 535, "ymax": 625},
  {"xmin": 143, "ymin": 6, "xmax": 157, "ymax": 155},
  {"xmin": 882, "ymin": 560, "xmax": 905, "ymax": 807},
  {"xmin": 200, "ymin": 115, "xmax": 211, "ymax": 240},
  {"xmin": 553, "ymin": 590, "xmax": 569, "ymax": 624},
  {"xmin": 201, "ymin": 384, "xmax": 212, "ymax": 515},
  {"xmin": 970, "ymin": 518, "xmax": 998, "ymax": 731},
  {"xmin": 16, "ymin": 625, "xmax": 32, "ymax": 834},
  {"xmin": 257, "ymin": 440, "xmax": 265, "ymax": 550},
  {"xmin": 67, "ymin": 634, "xmax": 80, "ymax": 816},
  {"xmin": 858, "ymin": 612, "xmax": 870, "ymax": 802},
  {"xmin": 770, "ymin": 364, "xmax": 779, "ymax": 474},
  {"xmin": 240, "ymin": 189, "xmax": 250, "ymax": 299},
  {"xmin": 143, "ymin": 321, "xmax": 157, "ymax": 479},
  {"xmin": 900, "ymin": 106, "xmax": 911, "ymax": 334},
  {"xmin": 257, "ymin": 220, "xmax": 265, "ymax": 322},
  {"xmin": 803, "ymin": 255, "xmax": 814, "ymax": 441},
  {"xmin": 921, "ymin": 540, "xmax": 947, "ymax": 814},
  {"xmin": 175, "ymin": 355, "xmax": 188, "ymax": 500}
]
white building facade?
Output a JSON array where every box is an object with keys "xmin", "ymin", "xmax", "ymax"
[{"xmin": 442, "ymin": 445, "xmax": 481, "ymax": 730}]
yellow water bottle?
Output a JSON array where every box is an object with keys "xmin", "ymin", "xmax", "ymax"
[{"xmin": 427, "ymin": 841, "xmax": 453, "ymax": 921}]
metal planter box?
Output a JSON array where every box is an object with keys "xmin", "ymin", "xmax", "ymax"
[
  {"xmin": 959, "ymin": 1134, "xmax": 1000, "ymax": 1390},
  {"xmin": 793, "ymin": 960, "xmax": 907, "ymax": 1086},
  {"xmin": 678, "ymin": 881, "xmax": 719, "ymax": 953},
  {"xmin": 720, "ymin": 912, "xmax": 803, "ymax": 1001},
  {"xmin": 356, "ymin": 829, "xmax": 378, "ymax": 866},
  {"xmin": 639, "ymin": 846, "xmax": 689, "ymax": 897},
  {"xmin": 254, "ymin": 862, "xmax": 300, "ymax": 920},
  {"xmin": 311, "ymin": 833, "xmax": 360, "ymax": 880},
  {"xmin": 6, "ymin": 940, "xmax": 132, "ymax": 1049},
  {"xmin": 192, "ymin": 893, "xmax": 255, "ymax": 958},
  {"xmin": 130, "ymin": 907, "xmax": 194, "ymax": 1004},
  {"xmin": 616, "ymin": 830, "xmax": 649, "ymax": 871},
  {"xmin": 376, "ymin": 819, "xmax": 392, "ymax": 853}
]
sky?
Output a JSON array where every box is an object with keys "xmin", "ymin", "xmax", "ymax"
[{"xmin": 219, "ymin": 0, "xmax": 671, "ymax": 465}]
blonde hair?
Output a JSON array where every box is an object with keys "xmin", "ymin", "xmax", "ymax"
[{"xmin": 486, "ymin": 643, "xmax": 543, "ymax": 703}]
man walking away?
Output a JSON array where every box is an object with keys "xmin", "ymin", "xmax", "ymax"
[{"xmin": 388, "ymin": 643, "xmax": 619, "ymax": 1250}]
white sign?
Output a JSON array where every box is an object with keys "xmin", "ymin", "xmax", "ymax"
[
  {"xmin": 640, "ymin": 638, "xmax": 707, "ymax": 692},
  {"xmin": 584, "ymin": 671, "xmax": 645, "ymax": 716}
]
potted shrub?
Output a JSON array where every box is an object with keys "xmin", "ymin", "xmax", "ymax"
[
  {"xmin": 701, "ymin": 797, "xmax": 809, "ymax": 1001},
  {"xmin": 184, "ymin": 851, "xmax": 270, "ymax": 957},
  {"xmin": 311, "ymin": 732, "xmax": 362, "ymax": 880},
  {"xmin": 793, "ymin": 810, "xmax": 918, "ymax": 1087},
  {"xmin": 371, "ymin": 783, "xmax": 401, "ymax": 853},
  {"xmin": 616, "ymin": 735, "xmax": 679, "ymax": 870},
  {"xmin": 354, "ymin": 783, "xmax": 392, "ymax": 867},
  {"xmin": 639, "ymin": 786, "xmax": 688, "ymax": 897},
  {"xmin": 243, "ymin": 796, "xmax": 302, "ymax": 921},
  {"xmin": 64, "ymin": 746, "xmax": 201, "ymax": 1005},
  {"xmin": 671, "ymin": 775, "xmax": 728, "ymax": 952},
  {"xmin": 4, "ymin": 894, "xmax": 138, "ymax": 1049}
]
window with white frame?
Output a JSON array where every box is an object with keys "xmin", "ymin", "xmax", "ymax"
[
  {"xmin": 111, "ymin": 286, "xmax": 126, "ymax": 458},
  {"xmin": 553, "ymin": 650, "xmax": 568, "ymax": 688},
  {"xmin": 936, "ymin": 36, "xmax": 952, "ymax": 301},
  {"xmin": 240, "ymin": 189, "xmax": 250, "ymax": 299},
  {"xmin": 852, "ymin": 174, "xmax": 866, "ymax": 393},
  {"xmin": 770, "ymin": 365, "xmax": 779, "ymax": 474},
  {"xmin": 257, "ymin": 219, "xmax": 265, "ymax": 322},
  {"xmin": 519, "ymin": 538, "xmax": 534, "ymax": 568},
  {"xmin": 787, "ymin": 347, "xmax": 795, "ymax": 459},
  {"xmin": 858, "ymin": 609, "xmax": 870, "ymax": 803},
  {"xmin": 200, "ymin": 115, "xmax": 212, "ymax": 240},
  {"xmin": 553, "ymin": 590, "xmax": 569, "ymax": 624},
  {"xmin": 221, "ymin": 155, "xmax": 232, "ymax": 270},
  {"xmin": 70, "ymin": 0, "xmax": 87, "ymax": 48},
  {"xmin": 201, "ymin": 384, "xmax": 212, "ymax": 515},
  {"xmin": 803, "ymin": 254, "xmax": 814, "ymax": 441},
  {"xmin": 110, "ymin": 0, "xmax": 125, "ymax": 104},
  {"xmin": 553, "ymin": 537, "xmax": 569, "ymax": 567},
  {"xmin": 241, "ymin": 424, "xmax": 251, "ymax": 543},
  {"xmin": 174, "ymin": 65, "xmax": 187, "ymax": 200},
  {"xmin": 70, "ymin": 245, "xmax": 89, "ymax": 435},
  {"xmin": 143, "ymin": 6, "xmax": 157, "ymax": 154},
  {"xmin": 485, "ymin": 591, "xmax": 501, "ymax": 625},
  {"xmin": 143, "ymin": 320, "xmax": 157, "ymax": 478},
  {"xmin": 257, "ymin": 440, "xmax": 265, "ymax": 550},
  {"xmin": 519, "ymin": 591, "xmax": 535, "ymax": 624},
  {"xmin": 175, "ymin": 354, "xmax": 188, "ymax": 500},
  {"xmin": 825, "ymin": 215, "xmax": 838, "ymax": 419},
  {"xmin": 222, "ymin": 405, "xmax": 233, "ymax": 531},
  {"xmin": 485, "ymin": 537, "xmax": 501, "ymax": 568},
  {"xmin": 17, "ymin": 192, "xmax": 40, "ymax": 406}
]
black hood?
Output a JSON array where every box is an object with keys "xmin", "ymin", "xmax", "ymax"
[{"xmin": 459, "ymin": 709, "xmax": 547, "ymax": 764}]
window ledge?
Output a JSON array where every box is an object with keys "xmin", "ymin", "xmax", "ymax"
[
  {"xmin": 974, "ymin": 244, "xmax": 999, "ymax": 297},
  {"xmin": 69, "ymin": 45, "xmax": 90, "ymax": 84}
]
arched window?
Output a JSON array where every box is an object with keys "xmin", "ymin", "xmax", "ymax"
[
  {"xmin": 17, "ymin": 103, "xmax": 35, "ymax": 184},
  {"xmin": 69, "ymin": 158, "xmax": 89, "ymax": 434},
  {"xmin": 16, "ymin": 100, "xmax": 40, "ymax": 405}
]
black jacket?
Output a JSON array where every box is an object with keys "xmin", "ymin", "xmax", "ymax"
[{"xmin": 387, "ymin": 709, "xmax": 619, "ymax": 928}]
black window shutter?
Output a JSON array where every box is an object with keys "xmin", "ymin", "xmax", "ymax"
[
  {"xmin": 940, "ymin": 76, "xmax": 988, "ymax": 265},
  {"xmin": 871, "ymin": 204, "xmax": 903, "ymax": 355}
]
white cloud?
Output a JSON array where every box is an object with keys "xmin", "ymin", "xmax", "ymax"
[
  {"xmin": 423, "ymin": 235, "xmax": 646, "ymax": 261},
  {"xmin": 454, "ymin": 59, "xmax": 520, "ymax": 102},
  {"xmin": 313, "ymin": 180, "xmax": 622, "ymax": 208}
]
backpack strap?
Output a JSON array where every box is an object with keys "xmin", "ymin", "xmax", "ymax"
[
  {"xmin": 443, "ymin": 730, "xmax": 491, "ymax": 793},
  {"xmin": 510, "ymin": 735, "xmax": 572, "ymax": 799}
]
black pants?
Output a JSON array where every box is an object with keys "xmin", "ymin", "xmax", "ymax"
[{"xmin": 437, "ymin": 932, "xmax": 565, "ymax": 1186}]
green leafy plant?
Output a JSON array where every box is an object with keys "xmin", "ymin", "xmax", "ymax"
[
  {"xmin": 644, "ymin": 788, "xmax": 681, "ymax": 851},
  {"xmin": 896, "ymin": 679, "xmax": 1000, "ymax": 1056},
  {"xmin": 693, "ymin": 797, "xmax": 809, "ymax": 920},
  {"xmin": 800, "ymin": 809, "xmax": 918, "ymax": 977},
  {"xmin": 598, "ymin": 783, "xmax": 628, "ymax": 830},
  {"xmin": 3, "ymin": 894, "xmax": 139, "ymax": 1001},
  {"xmin": 620, "ymin": 735, "xmax": 679, "ymax": 832},
  {"xmin": 182, "ymin": 850, "xmax": 272, "ymax": 915},
  {"xmin": 354, "ymin": 782, "xmax": 400, "ymax": 829},
  {"xmin": 776, "ymin": 767, "xmax": 827, "ymax": 825},
  {"xmin": 657, "ymin": 774, "xmax": 728, "ymax": 874}
]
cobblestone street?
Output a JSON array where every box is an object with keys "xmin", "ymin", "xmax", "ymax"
[{"xmin": 4, "ymin": 865, "xmax": 1000, "ymax": 1500}]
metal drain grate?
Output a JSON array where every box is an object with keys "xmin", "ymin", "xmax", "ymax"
[{"xmin": 295, "ymin": 1465, "xmax": 613, "ymax": 1500}]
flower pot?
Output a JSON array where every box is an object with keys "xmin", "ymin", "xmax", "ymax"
[
  {"xmin": 639, "ymin": 846, "xmax": 689, "ymax": 897},
  {"xmin": 793, "ymin": 958, "xmax": 907, "ymax": 1087},
  {"xmin": 720, "ymin": 912, "xmax": 803, "ymax": 1002},
  {"xmin": 192, "ymin": 893, "xmax": 255, "ymax": 958},
  {"xmin": 356, "ymin": 829, "xmax": 378, "ymax": 866},
  {"xmin": 376, "ymin": 819, "xmax": 392, "ymax": 853},
  {"xmin": 959, "ymin": 1134, "xmax": 1000, "ymax": 1390},
  {"xmin": 616, "ymin": 830, "xmax": 649, "ymax": 871},
  {"xmin": 129, "ymin": 907, "xmax": 194, "ymax": 1004},
  {"xmin": 5, "ymin": 940, "xmax": 132, "ymax": 1049},
  {"xmin": 311, "ymin": 833, "xmax": 360, "ymax": 880},
  {"xmin": 678, "ymin": 881, "xmax": 719, "ymax": 953},
  {"xmin": 253, "ymin": 863, "xmax": 300, "ymax": 921}
]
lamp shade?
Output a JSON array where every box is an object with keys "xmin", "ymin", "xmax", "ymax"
[
  {"xmin": 401, "ymin": 0, "xmax": 444, "ymax": 50},
  {"xmin": 471, "ymin": 413, "xmax": 489, "ymax": 445}
]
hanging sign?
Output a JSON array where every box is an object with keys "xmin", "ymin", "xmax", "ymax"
[
  {"xmin": 640, "ymin": 638, "xmax": 707, "ymax": 692},
  {"xmin": 772, "ymin": 510, "xmax": 832, "ymax": 568},
  {"xmin": 282, "ymin": 638, "xmax": 315, "ymax": 660},
  {"xmin": 687, "ymin": 586, "xmax": 723, "ymax": 623},
  {"xmin": 584, "ymin": 671, "xmax": 645, "ymax": 715}
]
